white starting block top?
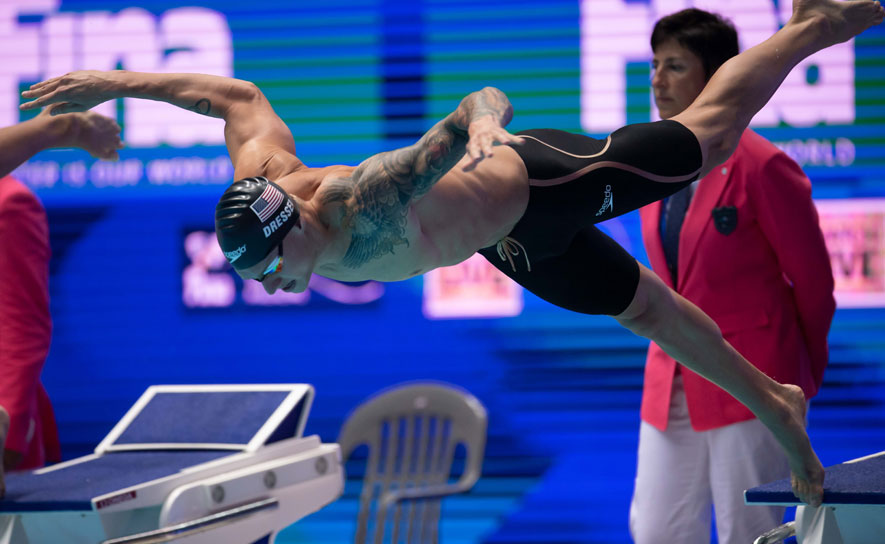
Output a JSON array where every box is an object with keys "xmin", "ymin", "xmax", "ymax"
[{"xmin": 0, "ymin": 384, "xmax": 343, "ymax": 544}]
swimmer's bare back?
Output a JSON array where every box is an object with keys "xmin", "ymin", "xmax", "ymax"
[
  {"xmin": 252, "ymin": 89, "xmax": 529, "ymax": 284},
  {"xmin": 270, "ymin": 145, "xmax": 528, "ymax": 284}
]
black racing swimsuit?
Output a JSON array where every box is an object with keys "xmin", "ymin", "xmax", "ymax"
[{"xmin": 477, "ymin": 120, "xmax": 703, "ymax": 315}]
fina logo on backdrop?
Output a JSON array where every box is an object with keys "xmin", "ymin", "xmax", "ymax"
[
  {"xmin": 1, "ymin": 0, "xmax": 233, "ymax": 148},
  {"xmin": 579, "ymin": 0, "xmax": 855, "ymax": 133}
]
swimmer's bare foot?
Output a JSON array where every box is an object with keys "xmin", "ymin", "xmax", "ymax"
[
  {"xmin": 790, "ymin": 0, "xmax": 884, "ymax": 49},
  {"xmin": 773, "ymin": 384, "xmax": 825, "ymax": 506},
  {"xmin": 0, "ymin": 407, "xmax": 8, "ymax": 500}
]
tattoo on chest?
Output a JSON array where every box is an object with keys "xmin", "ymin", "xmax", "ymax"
[
  {"xmin": 342, "ymin": 187, "xmax": 410, "ymax": 269},
  {"xmin": 321, "ymin": 176, "xmax": 411, "ymax": 269}
]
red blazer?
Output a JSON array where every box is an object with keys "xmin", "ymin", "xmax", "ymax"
[
  {"xmin": 0, "ymin": 176, "xmax": 60, "ymax": 468},
  {"xmin": 639, "ymin": 130, "xmax": 836, "ymax": 432}
]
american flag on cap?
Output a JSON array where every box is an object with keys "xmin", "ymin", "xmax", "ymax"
[{"xmin": 249, "ymin": 182, "xmax": 285, "ymax": 223}]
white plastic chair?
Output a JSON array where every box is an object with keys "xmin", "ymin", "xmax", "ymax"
[{"xmin": 338, "ymin": 382, "xmax": 488, "ymax": 544}]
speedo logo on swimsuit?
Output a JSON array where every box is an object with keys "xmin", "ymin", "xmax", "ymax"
[
  {"xmin": 263, "ymin": 199, "xmax": 295, "ymax": 238},
  {"xmin": 595, "ymin": 184, "xmax": 613, "ymax": 216},
  {"xmin": 224, "ymin": 244, "xmax": 247, "ymax": 263}
]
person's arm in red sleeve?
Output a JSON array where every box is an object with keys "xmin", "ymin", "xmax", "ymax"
[
  {"xmin": 748, "ymin": 149, "xmax": 836, "ymax": 392},
  {"xmin": 0, "ymin": 109, "xmax": 122, "ymax": 179},
  {"xmin": 0, "ymin": 186, "xmax": 51, "ymax": 468},
  {"xmin": 0, "ymin": 110, "xmax": 120, "ymax": 493}
]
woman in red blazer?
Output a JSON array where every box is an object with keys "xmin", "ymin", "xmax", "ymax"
[
  {"xmin": 0, "ymin": 108, "xmax": 121, "ymax": 497},
  {"xmin": 630, "ymin": 9, "xmax": 836, "ymax": 544}
]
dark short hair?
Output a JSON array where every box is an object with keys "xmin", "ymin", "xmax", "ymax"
[{"xmin": 651, "ymin": 8, "xmax": 739, "ymax": 81}]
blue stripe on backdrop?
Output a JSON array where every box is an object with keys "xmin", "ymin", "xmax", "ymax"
[
  {"xmin": 12, "ymin": 0, "xmax": 885, "ymax": 543},
  {"xmin": 380, "ymin": 0, "xmax": 426, "ymax": 142}
]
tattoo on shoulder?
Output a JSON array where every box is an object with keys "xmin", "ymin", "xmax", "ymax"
[
  {"xmin": 318, "ymin": 178, "xmax": 354, "ymax": 206},
  {"xmin": 189, "ymin": 98, "xmax": 211, "ymax": 115},
  {"xmin": 336, "ymin": 121, "xmax": 463, "ymax": 269}
]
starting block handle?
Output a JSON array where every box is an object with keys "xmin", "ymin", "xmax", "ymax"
[
  {"xmin": 753, "ymin": 521, "xmax": 796, "ymax": 544},
  {"xmin": 101, "ymin": 497, "xmax": 279, "ymax": 544}
]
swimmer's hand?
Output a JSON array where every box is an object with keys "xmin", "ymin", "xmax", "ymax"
[
  {"xmin": 462, "ymin": 116, "xmax": 523, "ymax": 172},
  {"xmin": 20, "ymin": 70, "xmax": 120, "ymax": 115}
]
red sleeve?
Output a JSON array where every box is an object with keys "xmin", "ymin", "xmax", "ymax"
[
  {"xmin": 747, "ymin": 150, "xmax": 836, "ymax": 391},
  {"xmin": 0, "ymin": 188, "xmax": 52, "ymax": 454}
]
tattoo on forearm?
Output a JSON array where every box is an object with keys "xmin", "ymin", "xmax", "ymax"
[
  {"xmin": 189, "ymin": 98, "xmax": 211, "ymax": 115},
  {"xmin": 451, "ymin": 87, "xmax": 512, "ymax": 130}
]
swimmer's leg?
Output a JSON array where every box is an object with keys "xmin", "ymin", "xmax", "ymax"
[
  {"xmin": 614, "ymin": 264, "xmax": 822, "ymax": 507},
  {"xmin": 673, "ymin": 0, "xmax": 884, "ymax": 177},
  {"xmin": 513, "ymin": 122, "xmax": 701, "ymax": 226}
]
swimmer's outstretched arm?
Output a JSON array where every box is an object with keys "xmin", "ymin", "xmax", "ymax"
[
  {"xmin": 21, "ymin": 70, "xmax": 253, "ymax": 120},
  {"xmin": 19, "ymin": 71, "xmax": 297, "ymax": 179},
  {"xmin": 0, "ymin": 109, "xmax": 122, "ymax": 178},
  {"xmin": 323, "ymin": 87, "xmax": 522, "ymax": 268}
]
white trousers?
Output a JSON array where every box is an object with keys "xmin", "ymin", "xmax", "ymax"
[{"xmin": 629, "ymin": 376, "xmax": 790, "ymax": 544}]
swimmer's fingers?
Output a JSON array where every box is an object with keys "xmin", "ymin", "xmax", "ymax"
[
  {"xmin": 463, "ymin": 126, "xmax": 521, "ymax": 171},
  {"xmin": 484, "ymin": 127, "xmax": 521, "ymax": 156},
  {"xmin": 478, "ymin": 132, "xmax": 498, "ymax": 160},
  {"xmin": 493, "ymin": 127, "xmax": 523, "ymax": 147},
  {"xmin": 20, "ymin": 76, "xmax": 65, "ymax": 107},
  {"xmin": 463, "ymin": 138, "xmax": 486, "ymax": 172},
  {"xmin": 27, "ymin": 74, "xmax": 65, "ymax": 94},
  {"xmin": 23, "ymin": 95, "xmax": 90, "ymax": 115},
  {"xmin": 21, "ymin": 71, "xmax": 115, "ymax": 113},
  {"xmin": 19, "ymin": 87, "xmax": 66, "ymax": 111}
]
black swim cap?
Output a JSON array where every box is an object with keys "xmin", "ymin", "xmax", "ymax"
[{"xmin": 215, "ymin": 177, "xmax": 299, "ymax": 270}]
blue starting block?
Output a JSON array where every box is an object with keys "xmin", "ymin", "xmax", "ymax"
[
  {"xmin": 745, "ymin": 451, "xmax": 885, "ymax": 544},
  {"xmin": 0, "ymin": 384, "xmax": 343, "ymax": 544}
]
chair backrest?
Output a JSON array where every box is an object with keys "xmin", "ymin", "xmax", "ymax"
[{"xmin": 338, "ymin": 382, "xmax": 488, "ymax": 544}]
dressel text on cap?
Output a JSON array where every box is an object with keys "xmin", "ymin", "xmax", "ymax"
[{"xmin": 263, "ymin": 199, "xmax": 295, "ymax": 238}]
